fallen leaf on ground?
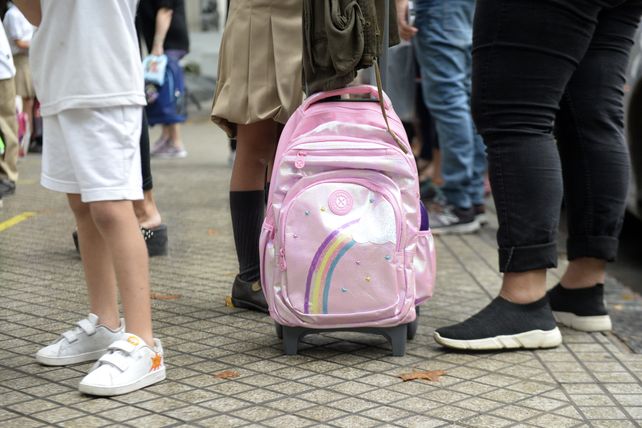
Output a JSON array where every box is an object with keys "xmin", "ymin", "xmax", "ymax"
[
  {"xmin": 150, "ymin": 292, "xmax": 182, "ymax": 301},
  {"xmin": 208, "ymin": 228, "xmax": 219, "ymax": 236},
  {"xmin": 214, "ymin": 370, "xmax": 240, "ymax": 379},
  {"xmin": 225, "ymin": 295, "xmax": 235, "ymax": 308},
  {"xmin": 399, "ymin": 369, "xmax": 447, "ymax": 382}
]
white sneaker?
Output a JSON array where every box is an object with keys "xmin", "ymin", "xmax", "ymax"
[
  {"xmin": 36, "ymin": 314, "xmax": 125, "ymax": 366},
  {"xmin": 78, "ymin": 334, "xmax": 166, "ymax": 396},
  {"xmin": 154, "ymin": 144, "xmax": 188, "ymax": 159}
]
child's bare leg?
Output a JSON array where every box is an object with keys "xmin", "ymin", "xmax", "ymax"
[
  {"xmin": 160, "ymin": 125, "xmax": 170, "ymax": 140},
  {"xmin": 231, "ymin": 120, "xmax": 278, "ymax": 190},
  {"xmin": 89, "ymin": 200, "xmax": 153, "ymax": 346},
  {"xmin": 23, "ymin": 97, "xmax": 34, "ymax": 135},
  {"xmin": 168, "ymin": 123, "xmax": 183, "ymax": 149},
  {"xmin": 133, "ymin": 189, "xmax": 162, "ymax": 229},
  {"xmin": 67, "ymin": 194, "xmax": 119, "ymax": 329}
]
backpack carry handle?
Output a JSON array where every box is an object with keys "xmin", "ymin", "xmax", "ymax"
[
  {"xmin": 302, "ymin": 85, "xmax": 393, "ymax": 112},
  {"xmin": 302, "ymin": 81, "xmax": 407, "ymax": 154}
]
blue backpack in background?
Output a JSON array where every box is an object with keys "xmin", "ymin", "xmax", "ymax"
[{"xmin": 145, "ymin": 57, "xmax": 187, "ymax": 126}]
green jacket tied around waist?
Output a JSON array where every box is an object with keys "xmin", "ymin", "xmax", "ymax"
[{"xmin": 303, "ymin": 0, "xmax": 400, "ymax": 94}]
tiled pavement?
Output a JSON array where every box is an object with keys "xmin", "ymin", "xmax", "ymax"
[{"xmin": 1, "ymin": 120, "xmax": 641, "ymax": 427}]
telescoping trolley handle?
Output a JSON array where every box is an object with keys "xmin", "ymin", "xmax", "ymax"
[
  {"xmin": 373, "ymin": 0, "xmax": 407, "ymax": 153},
  {"xmin": 380, "ymin": 0, "xmax": 390, "ymax": 91}
]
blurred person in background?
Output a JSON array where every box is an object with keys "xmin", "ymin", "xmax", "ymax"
[
  {"xmin": 0, "ymin": 17, "xmax": 16, "ymax": 204},
  {"xmin": 137, "ymin": 0, "xmax": 190, "ymax": 158},
  {"xmin": 397, "ymin": 0, "xmax": 487, "ymax": 235},
  {"xmin": 3, "ymin": 0, "xmax": 35, "ymax": 159}
]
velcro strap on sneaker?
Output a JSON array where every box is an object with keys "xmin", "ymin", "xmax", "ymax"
[
  {"xmin": 98, "ymin": 352, "xmax": 130, "ymax": 372},
  {"xmin": 77, "ymin": 318, "xmax": 97, "ymax": 336},
  {"xmin": 62, "ymin": 330, "xmax": 77, "ymax": 342},
  {"xmin": 108, "ymin": 339, "xmax": 138, "ymax": 354}
]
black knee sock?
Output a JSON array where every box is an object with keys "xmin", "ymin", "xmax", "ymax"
[{"xmin": 230, "ymin": 190, "xmax": 265, "ymax": 282}]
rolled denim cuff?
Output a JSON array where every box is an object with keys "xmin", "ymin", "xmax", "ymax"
[
  {"xmin": 498, "ymin": 241, "xmax": 558, "ymax": 273},
  {"xmin": 567, "ymin": 235, "xmax": 618, "ymax": 262}
]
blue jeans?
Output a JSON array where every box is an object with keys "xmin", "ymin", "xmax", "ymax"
[{"xmin": 413, "ymin": 0, "xmax": 486, "ymax": 209}]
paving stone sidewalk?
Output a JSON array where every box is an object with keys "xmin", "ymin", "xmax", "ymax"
[{"xmin": 1, "ymin": 120, "xmax": 641, "ymax": 427}]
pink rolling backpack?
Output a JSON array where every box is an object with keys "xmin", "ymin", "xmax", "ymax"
[{"xmin": 260, "ymin": 85, "xmax": 436, "ymax": 356}]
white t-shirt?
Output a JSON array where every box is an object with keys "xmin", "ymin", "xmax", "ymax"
[
  {"xmin": 3, "ymin": 5, "xmax": 34, "ymax": 55},
  {"xmin": 30, "ymin": 0, "xmax": 146, "ymax": 116},
  {"xmin": 0, "ymin": 24, "xmax": 15, "ymax": 80}
]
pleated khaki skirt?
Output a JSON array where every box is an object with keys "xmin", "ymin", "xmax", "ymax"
[
  {"xmin": 211, "ymin": 0, "xmax": 304, "ymax": 137},
  {"xmin": 13, "ymin": 54, "xmax": 35, "ymax": 99}
]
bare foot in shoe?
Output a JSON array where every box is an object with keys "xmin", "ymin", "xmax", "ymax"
[{"xmin": 134, "ymin": 190, "xmax": 162, "ymax": 229}]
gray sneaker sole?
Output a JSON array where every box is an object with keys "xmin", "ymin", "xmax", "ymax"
[{"xmin": 36, "ymin": 348, "xmax": 107, "ymax": 366}]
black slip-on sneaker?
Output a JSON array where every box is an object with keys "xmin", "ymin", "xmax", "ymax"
[
  {"xmin": 434, "ymin": 296, "xmax": 562, "ymax": 350},
  {"xmin": 548, "ymin": 283, "xmax": 612, "ymax": 332}
]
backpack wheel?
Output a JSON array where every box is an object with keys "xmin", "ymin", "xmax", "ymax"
[
  {"xmin": 282, "ymin": 326, "xmax": 301, "ymax": 355},
  {"xmin": 275, "ymin": 322, "xmax": 283, "ymax": 339},
  {"xmin": 407, "ymin": 306, "xmax": 420, "ymax": 340},
  {"xmin": 407, "ymin": 319, "xmax": 419, "ymax": 340},
  {"xmin": 389, "ymin": 325, "xmax": 407, "ymax": 357}
]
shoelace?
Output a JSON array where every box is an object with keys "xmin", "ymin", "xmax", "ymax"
[{"xmin": 62, "ymin": 318, "xmax": 96, "ymax": 343}]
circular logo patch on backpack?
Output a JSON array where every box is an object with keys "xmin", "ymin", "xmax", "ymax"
[{"xmin": 329, "ymin": 190, "xmax": 353, "ymax": 216}]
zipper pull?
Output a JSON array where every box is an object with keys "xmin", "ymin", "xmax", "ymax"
[
  {"xmin": 294, "ymin": 151, "xmax": 307, "ymax": 169},
  {"xmin": 278, "ymin": 248, "xmax": 287, "ymax": 271}
]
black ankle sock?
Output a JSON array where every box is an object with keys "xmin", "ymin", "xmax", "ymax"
[{"xmin": 230, "ymin": 190, "xmax": 265, "ymax": 282}]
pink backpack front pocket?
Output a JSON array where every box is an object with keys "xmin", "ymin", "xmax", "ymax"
[{"xmin": 276, "ymin": 173, "xmax": 406, "ymax": 326}]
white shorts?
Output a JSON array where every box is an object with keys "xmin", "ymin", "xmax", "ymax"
[{"xmin": 41, "ymin": 106, "xmax": 143, "ymax": 203}]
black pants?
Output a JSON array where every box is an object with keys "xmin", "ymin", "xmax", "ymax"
[{"xmin": 472, "ymin": 0, "xmax": 642, "ymax": 272}]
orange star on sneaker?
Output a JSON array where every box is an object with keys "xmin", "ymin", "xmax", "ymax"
[{"xmin": 150, "ymin": 353, "xmax": 162, "ymax": 371}]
